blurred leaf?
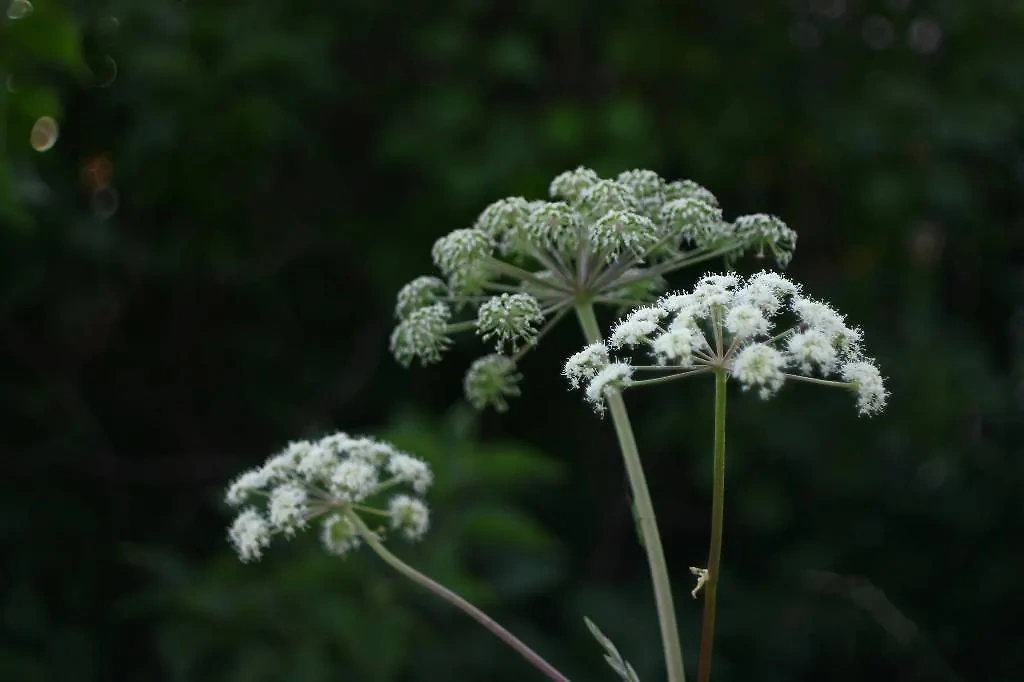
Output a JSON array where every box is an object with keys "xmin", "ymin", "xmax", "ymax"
[{"xmin": 460, "ymin": 505, "xmax": 555, "ymax": 550}]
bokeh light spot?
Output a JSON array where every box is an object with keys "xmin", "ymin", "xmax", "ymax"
[
  {"xmin": 908, "ymin": 17, "xmax": 942, "ymax": 54},
  {"xmin": 82, "ymin": 154, "xmax": 114, "ymax": 190},
  {"xmin": 97, "ymin": 56, "xmax": 118, "ymax": 87},
  {"xmin": 91, "ymin": 186, "xmax": 120, "ymax": 219},
  {"xmin": 6, "ymin": 0, "xmax": 32, "ymax": 19},
  {"xmin": 29, "ymin": 116, "xmax": 59, "ymax": 152}
]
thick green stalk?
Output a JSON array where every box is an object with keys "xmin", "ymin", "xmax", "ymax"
[
  {"xmin": 574, "ymin": 302, "xmax": 687, "ymax": 682},
  {"xmin": 697, "ymin": 370, "xmax": 728, "ymax": 682},
  {"xmin": 351, "ymin": 513, "xmax": 572, "ymax": 682}
]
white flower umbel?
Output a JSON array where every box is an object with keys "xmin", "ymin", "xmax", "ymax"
[
  {"xmin": 565, "ymin": 270, "xmax": 888, "ymax": 415},
  {"xmin": 391, "ymin": 167, "xmax": 799, "ymax": 409},
  {"xmin": 224, "ymin": 432, "xmax": 434, "ymax": 561}
]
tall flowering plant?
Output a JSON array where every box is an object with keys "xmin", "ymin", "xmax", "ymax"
[
  {"xmin": 222, "ymin": 168, "xmax": 886, "ymax": 682},
  {"xmin": 565, "ymin": 271, "xmax": 886, "ymax": 682}
]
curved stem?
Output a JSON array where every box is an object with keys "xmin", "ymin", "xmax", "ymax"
[
  {"xmin": 697, "ymin": 370, "xmax": 728, "ymax": 682},
  {"xmin": 574, "ymin": 302, "xmax": 687, "ymax": 682},
  {"xmin": 351, "ymin": 513, "xmax": 571, "ymax": 682}
]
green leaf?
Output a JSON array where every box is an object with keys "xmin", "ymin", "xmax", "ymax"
[
  {"xmin": 459, "ymin": 505, "xmax": 555, "ymax": 550},
  {"xmin": 584, "ymin": 617, "xmax": 642, "ymax": 682},
  {"xmin": 467, "ymin": 444, "xmax": 565, "ymax": 486}
]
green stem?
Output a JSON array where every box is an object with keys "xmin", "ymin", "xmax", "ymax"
[
  {"xmin": 446, "ymin": 320, "xmax": 479, "ymax": 334},
  {"xmin": 485, "ymin": 257, "xmax": 573, "ymax": 294},
  {"xmin": 512, "ymin": 306, "xmax": 571, "ymax": 362},
  {"xmin": 574, "ymin": 301, "xmax": 687, "ymax": 682},
  {"xmin": 351, "ymin": 512, "xmax": 571, "ymax": 682},
  {"xmin": 697, "ymin": 370, "xmax": 728, "ymax": 682},
  {"xmin": 599, "ymin": 245, "xmax": 736, "ymax": 291},
  {"xmin": 782, "ymin": 373, "xmax": 853, "ymax": 389},
  {"xmin": 627, "ymin": 367, "xmax": 712, "ymax": 389}
]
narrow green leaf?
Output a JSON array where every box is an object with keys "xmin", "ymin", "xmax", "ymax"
[{"xmin": 584, "ymin": 617, "xmax": 641, "ymax": 682}]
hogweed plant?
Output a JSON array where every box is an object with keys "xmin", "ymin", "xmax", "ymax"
[
  {"xmin": 564, "ymin": 271, "xmax": 887, "ymax": 682},
  {"xmin": 224, "ymin": 433, "xmax": 571, "ymax": 682},
  {"xmin": 223, "ymin": 168, "xmax": 887, "ymax": 682}
]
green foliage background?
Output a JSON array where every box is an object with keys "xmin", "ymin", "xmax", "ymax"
[{"xmin": 2, "ymin": 1, "xmax": 1022, "ymax": 681}]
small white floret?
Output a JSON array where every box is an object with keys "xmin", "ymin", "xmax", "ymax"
[
  {"xmin": 229, "ymin": 508, "xmax": 272, "ymax": 562},
  {"xmin": 787, "ymin": 330, "xmax": 837, "ymax": 375},
  {"xmin": 225, "ymin": 468, "xmax": 269, "ymax": 507},
  {"xmin": 730, "ymin": 343, "xmax": 786, "ymax": 398},
  {"xmin": 295, "ymin": 443, "xmax": 336, "ymax": 480},
  {"xmin": 724, "ymin": 303, "xmax": 769, "ymax": 340},
  {"xmin": 268, "ymin": 483, "xmax": 308, "ymax": 536},
  {"xmin": 389, "ymin": 495, "xmax": 431, "ymax": 540},
  {"xmin": 564, "ymin": 343, "xmax": 610, "ymax": 388},
  {"xmin": 841, "ymin": 360, "xmax": 888, "ymax": 416},
  {"xmin": 386, "ymin": 453, "xmax": 433, "ymax": 494},
  {"xmin": 344, "ymin": 437, "xmax": 398, "ymax": 465},
  {"xmin": 650, "ymin": 326, "xmax": 702, "ymax": 366},
  {"xmin": 321, "ymin": 514, "xmax": 361, "ymax": 557},
  {"xmin": 584, "ymin": 362, "xmax": 633, "ymax": 412},
  {"xmin": 692, "ymin": 274, "xmax": 739, "ymax": 312},
  {"xmin": 608, "ymin": 306, "xmax": 665, "ymax": 348},
  {"xmin": 330, "ymin": 459, "xmax": 379, "ymax": 502}
]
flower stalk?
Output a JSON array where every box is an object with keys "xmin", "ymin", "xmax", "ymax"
[
  {"xmin": 351, "ymin": 512, "xmax": 572, "ymax": 682},
  {"xmin": 697, "ymin": 369, "xmax": 728, "ymax": 682},
  {"xmin": 566, "ymin": 271, "xmax": 889, "ymax": 682},
  {"xmin": 575, "ymin": 301, "xmax": 687, "ymax": 682}
]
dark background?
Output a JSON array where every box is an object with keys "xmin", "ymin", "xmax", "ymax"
[{"xmin": 2, "ymin": 1, "xmax": 1022, "ymax": 681}]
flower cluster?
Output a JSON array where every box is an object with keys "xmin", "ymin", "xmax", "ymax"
[
  {"xmin": 225, "ymin": 433, "xmax": 432, "ymax": 562},
  {"xmin": 391, "ymin": 167, "xmax": 798, "ymax": 410},
  {"xmin": 564, "ymin": 271, "xmax": 888, "ymax": 415}
]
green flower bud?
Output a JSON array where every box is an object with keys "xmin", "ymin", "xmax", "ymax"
[
  {"xmin": 389, "ymin": 302, "xmax": 452, "ymax": 366},
  {"xmin": 476, "ymin": 293, "xmax": 543, "ymax": 351},
  {"xmin": 463, "ymin": 354, "xmax": 522, "ymax": 412}
]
